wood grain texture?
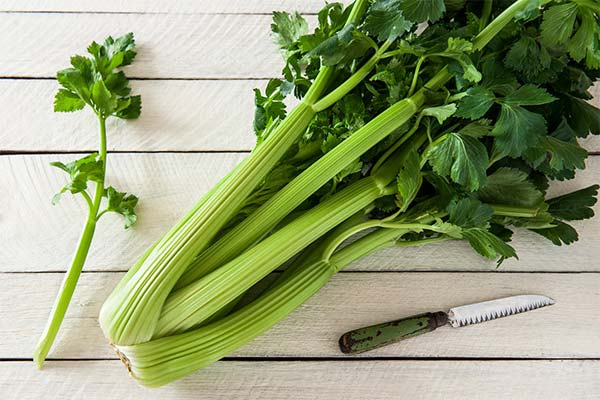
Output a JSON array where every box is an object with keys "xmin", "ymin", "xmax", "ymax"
[
  {"xmin": 2, "ymin": 272, "xmax": 598, "ymax": 359},
  {"xmin": 0, "ymin": 0, "xmax": 349, "ymax": 14},
  {"xmin": 1, "ymin": 79, "xmax": 598, "ymax": 152},
  {"xmin": 2, "ymin": 360, "xmax": 599, "ymax": 400},
  {"xmin": 0, "ymin": 13, "xmax": 295, "ymax": 78},
  {"xmin": 1, "ymin": 153, "xmax": 598, "ymax": 273},
  {"xmin": 0, "ymin": 79, "xmax": 260, "ymax": 152}
]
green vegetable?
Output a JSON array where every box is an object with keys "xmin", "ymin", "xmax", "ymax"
[
  {"xmin": 97, "ymin": 0, "xmax": 599, "ymax": 387},
  {"xmin": 33, "ymin": 33, "xmax": 141, "ymax": 368}
]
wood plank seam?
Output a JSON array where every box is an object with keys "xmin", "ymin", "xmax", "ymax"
[{"xmin": 2, "ymin": 357, "xmax": 598, "ymax": 363}]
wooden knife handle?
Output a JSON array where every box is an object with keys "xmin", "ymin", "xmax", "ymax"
[{"xmin": 339, "ymin": 311, "xmax": 448, "ymax": 354}]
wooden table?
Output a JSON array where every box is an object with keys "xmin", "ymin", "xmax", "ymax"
[{"xmin": 1, "ymin": 1, "xmax": 599, "ymax": 399}]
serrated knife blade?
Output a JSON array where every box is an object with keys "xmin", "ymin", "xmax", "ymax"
[
  {"xmin": 447, "ymin": 294, "xmax": 555, "ymax": 328},
  {"xmin": 339, "ymin": 294, "xmax": 555, "ymax": 354}
]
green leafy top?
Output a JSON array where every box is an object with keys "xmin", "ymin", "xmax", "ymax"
[
  {"xmin": 51, "ymin": 34, "xmax": 141, "ymax": 230},
  {"xmin": 55, "ymin": 32, "xmax": 141, "ymax": 119},
  {"xmin": 272, "ymin": 11, "xmax": 308, "ymax": 51},
  {"xmin": 246, "ymin": 0, "xmax": 600, "ymax": 266}
]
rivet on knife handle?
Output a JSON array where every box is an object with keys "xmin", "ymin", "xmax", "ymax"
[{"xmin": 339, "ymin": 311, "xmax": 448, "ymax": 354}]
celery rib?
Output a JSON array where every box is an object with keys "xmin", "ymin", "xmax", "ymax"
[{"xmin": 153, "ymin": 176, "xmax": 386, "ymax": 337}]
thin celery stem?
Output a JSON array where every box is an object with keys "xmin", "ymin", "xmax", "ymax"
[
  {"xmin": 322, "ymin": 219, "xmax": 386, "ymax": 262},
  {"xmin": 79, "ymin": 190, "xmax": 93, "ymax": 211},
  {"xmin": 480, "ymin": 0, "xmax": 493, "ymax": 31},
  {"xmin": 408, "ymin": 56, "xmax": 426, "ymax": 97},
  {"xmin": 33, "ymin": 115, "xmax": 107, "ymax": 369},
  {"xmin": 313, "ymin": 40, "xmax": 393, "ymax": 112},
  {"xmin": 490, "ymin": 204, "xmax": 539, "ymax": 218},
  {"xmin": 330, "ymin": 216, "xmax": 438, "ymax": 268},
  {"xmin": 96, "ymin": 209, "xmax": 109, "ymax": 220},
  {"xmin": 329, "ymin": 201, "xmax": 540, "ymax": 269},
  {"xmin": 473, "ymin": 0, "xmax": 549, "ymax": 51},
  {"xmin": 395, "ymin": 236, "xmax": 452, "ymax": 247},
  {"xmin": 371, "ymin": 114, "xmax": 424, "ymax": 175}
]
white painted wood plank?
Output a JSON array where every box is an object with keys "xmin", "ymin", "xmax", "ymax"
[
  {"xmin": 0, "ymin": 0, "xmax": 349, "ymax": 14},
  {"xmin": 1, "ymin": 360, "xmax": 599, "ymax": 400},
  {"xmin": 0, "ymin": 79, "xmax": 598, "ymax": 152},
  {"xmin": 0, "ymin": 13, "xmax": 292, "ymax": 78},
  {"xmin": 2, "ymin": 272, "xmax": 598, "ymax": 359},
  {"xmin": 1, "ymin": 153, "xmax": 598, "ymax": 272},
  {"xmin": 0, "ymin": 79, "xmax": 259, "ymax": 152}
]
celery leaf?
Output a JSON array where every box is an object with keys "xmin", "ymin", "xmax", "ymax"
[
  {"xmin": 363, "ymin": 0, "xmax": 413, "ymax": 41},
  {"xmin": 104, "ymin": 186, "xmax": 139, "ymax": 229},
  {"xmin": 396, "ymin": 148, "xmax": 422, "ymax": 212},
  {"xmin": 477, "ymin": 168, "xmax": 544, "ymax": 208},
  {"xmin": 426, "ymin": 130, "xmax": 489, "ymax": 191},
  {"xmin": 401, "ymin": 0, "xmax": 446, "ymax": 23},
  {"xmin": 547, "ymin": 185, "xmax": 599, "ymax": 221},
  {"xmin": 456, "ymin": 86, "xmax": 495, "ymax": 119}
]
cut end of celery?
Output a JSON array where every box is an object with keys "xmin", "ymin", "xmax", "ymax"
[
  {"xmin": 32, "ymin": 350, "xmax": 45, "ymax": 370},
  {"xmin": 111, "ymin": 342, "xmax": 133, "ymax": 376}
]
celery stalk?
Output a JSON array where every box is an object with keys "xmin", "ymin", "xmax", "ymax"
[{"xmin": 153, "ymin": 175, "xmax": 390, "ymax": 337}]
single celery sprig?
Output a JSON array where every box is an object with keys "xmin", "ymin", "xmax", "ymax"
[{"xmin": 34, "ymin": 33, "xmax": 141, "ymax": 368}]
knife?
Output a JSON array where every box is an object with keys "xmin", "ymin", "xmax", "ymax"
[{"xmin": 338, "ymin": 294, "xmax": 555, "ymax": 354}]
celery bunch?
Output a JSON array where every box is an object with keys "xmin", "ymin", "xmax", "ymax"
[{"xmin": 97, "ymin": 0, "xmax": 599, "ymax": 387}]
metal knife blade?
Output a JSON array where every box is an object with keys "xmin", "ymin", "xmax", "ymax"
[{"xmin": 447, "ymin": 294, "xmax": 555, "ymax": 328}]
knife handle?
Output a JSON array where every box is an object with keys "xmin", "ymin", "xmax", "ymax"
[{"xmin": 339, "ymin": 311, "xmax": 448, "ymax": 354}]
